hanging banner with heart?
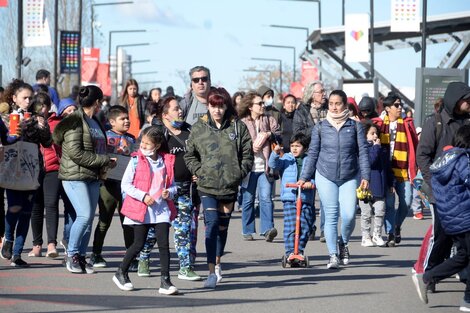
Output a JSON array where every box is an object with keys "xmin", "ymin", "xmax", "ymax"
[
  {"xmin": 391, "ymin": 0, "xmax": 420, "ymax": 32},
  {"xmin": 345, "ymin": 14, "xmax": 370, "ymax": 63}
]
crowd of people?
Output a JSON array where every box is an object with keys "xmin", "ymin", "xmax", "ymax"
[{"xmin": 0, "ymin": 67, "xmax": 469, "ymax": 308}]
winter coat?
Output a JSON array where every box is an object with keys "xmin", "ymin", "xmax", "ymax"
[
  {"xmin": 417, "ymin": 82, "xmax": 470, "ymax": 201},
  {"xmin": 121, "ymin": 150, "xmax": 177, "ymax": 223},
  {"xmin": 431, "ymin": 147, "xmax": 470, "ymax": 235},
  {"xmin": 41, "ymin": 113, "xmax": 62, "ymax": 173},
  {"xmin": 241, "ymin": 114, "xmax": 280, "ymax": 173},
  {"xmin": 293, "ymin": 103, "xmax": 315, "ymax": 137},
  {"xmin": 184, "ymin": 113, "xmax": 253, "ymax": 197},
  {"xmin": 300, "ymin": 118, "xmax": 370, "ymax": 183},
  {"xmin": 52, "ymin": 108, "xmax": 111, "ymax": 181},
  {"xmin": 368, "ymin": 143, "xmax": 394, "ymax": 198},
  {"xmin": 268, "ymin": 152, "xmax": 315, "ymax": 204}
]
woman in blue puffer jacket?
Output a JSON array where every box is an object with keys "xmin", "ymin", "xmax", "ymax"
[{"xmin": 298, "ymin": 90, "xmax": 370, "ymax": 270}]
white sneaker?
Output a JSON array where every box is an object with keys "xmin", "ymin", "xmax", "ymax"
[
  {"xmin": 204, "ymin": 273, "xmax": 218, "ymax": 289},
  {"xmin": 327, "ymin": 254, "xmax": 340, "ymax": 269},
  {"xmin": 372, "ymin": 234, "xmax": 386, "ymax": 247},
  {"xmin": 215, "ymin": 264, "xmax": 222, "ymax": 283},
  {"xmin": 361, "ymin": 236, "xmax": 374, "ymax": 247}
]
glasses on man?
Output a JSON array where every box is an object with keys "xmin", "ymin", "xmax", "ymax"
[
  {"xmin": 314, "ymin": 89, "xmax": 325, "ymax": 94},
  {"xmin": 252, "ymin": 101, "xmax": 264, "ymax": 106},
  {"xmin": 392, "ymin": 101, "xmax": 402, "ymax": 108},
  {"xmin": 191, "ymin": 76, "xmax": 209, "ymax": 83}
]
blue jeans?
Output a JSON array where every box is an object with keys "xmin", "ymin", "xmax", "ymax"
[
  {"xmin": 62, "ymin": 180, "xmax": 101, "ymax": 256},
  {"xmin": 241, "ymin": 172, "xmax": 274, "ymax": 236},
  {"xmin": 5, "ymin": 189, "xmax": 36, "ymax": 257},
  {"xmin": 315, "ymin": 172, "xmax": 358, "ymax": 255},
  {"xmin": 201, "ymin": 196, "xmax": 232, "ymax": 265},
  {"xmin": 384, "ymin": 180, "xmax": 412, "ymax": 234}
]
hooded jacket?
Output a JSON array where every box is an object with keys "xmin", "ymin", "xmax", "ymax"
[
  {"xmin": 417, "ymin": 82, "xmax": 470, "ymax": 200},
  {"xmin": 184, "ymin": 113, "xmax": 253, "ymax": 196},
  {"xmin": 53, "ymin": 108, "xmax": 111, "ymax": 181},
  {"xmin": 431, "ymin": 147, "xmax": 470, "ymax": 235}
]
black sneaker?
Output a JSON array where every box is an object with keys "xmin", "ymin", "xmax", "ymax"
[
  {"xmin": 265, "ymin": 228, "xmax": 278, "ymax": 242},
  {"xmin": 66, "ymin": 253, "xmax": 83, "ymax": 273},
  {"xmin": 386, "ymin": 234, "xmax": 396, "ymax": 247},
  {"xmin": 395, "ymin": 227, "xmax": 402, "ymax": 244},
  {"xmin": 11, "ymin": 255, "xmax": 29, "ymax": 267},
  {"xmin": 159, "ymin": 276, "xmax": 178, "ymax": 295},
  {"xmin": 79, "ymin": 255, "xmax": 95, "ymax": 274},
  {"xmin": 338, "ymin": 239, "xmax": 350, "ymax": 265},
  {"xmin": 113, "ymin": 268, "xmax": 134, "ymax": 291},
  {"xmin": 1, "ymin": 239, "xmax": 13, "ymax": 260}
]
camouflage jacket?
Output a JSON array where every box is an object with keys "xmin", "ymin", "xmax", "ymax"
[{"xmin": 184, "ymin": 113, "xmax": 253, "ymax": 196}]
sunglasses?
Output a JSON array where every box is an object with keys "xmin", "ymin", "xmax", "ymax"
[
  {"xmin": 392, "ymin": 102, "xmax": 402, "ymax": 108},
  {"xmin": 253, "ymin": 101, "xmax": 264, "ymax": 106},
  {"xmin": 191, "ymin": 76, "xmax": 209, "ymax": 83}
]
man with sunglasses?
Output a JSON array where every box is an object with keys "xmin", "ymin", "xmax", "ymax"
[
  {"xmin": 375, "ymin": 93, "xmax": 419, "ymax": 247},
  {"xmin": 180, "ymin": 66, "xmax": 212, "ymax": 125}
]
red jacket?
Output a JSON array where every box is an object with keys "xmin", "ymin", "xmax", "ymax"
[
  {"xmin": 41, "ymin": 113, "xmax": 62, "ymax": 172},
  {"xmin": 121, "ymin": 150, "xmax": 176, "ymax": 223}
]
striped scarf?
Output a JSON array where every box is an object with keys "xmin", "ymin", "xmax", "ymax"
[{"xmin": 380, "ymin": 114, "xmax": 409, "ymax": 182}]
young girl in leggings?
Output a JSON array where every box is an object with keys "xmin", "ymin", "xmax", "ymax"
[{"xmin": 114, "ymin": 126, "xmax": 178, "ymax": 295}]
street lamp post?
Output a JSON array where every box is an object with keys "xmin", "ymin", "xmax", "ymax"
[
  {"xmin": 243, "ymin": 68, "xmax": 273, "ymax": 88},
  {"xmin": 251, "ymin": 58, "xmax": 283, "ymax": 93},
  {"xmin": 262, "ymin": 44, "xmax": 297, "ymax": 82},
  {"xmin": 270, "ymin": 25, "xmax": 309, "ymax": 51},
  {"xmin": 115, "ymin": 43, "xmax": 150, "ymax": 96},
  {"xmin": 284, "ymin": 0, "xmax": 321, "ymax": 29},
  {"xmin": 91, "ymin": 1, "xmax": 133, "ymax": 48},
  {"xmin": 108, "ymin": 30, "xmax": 146, "ymax": 75}
]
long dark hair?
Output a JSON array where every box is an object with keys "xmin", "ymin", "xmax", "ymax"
[{"xmin": 79, "ymin": 85, "xmax": 103, "ymax": 108}]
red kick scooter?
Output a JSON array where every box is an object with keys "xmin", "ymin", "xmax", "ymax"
[{"xmin": 281, "ymin": 183, "xmax": 314, "ymax": 268}]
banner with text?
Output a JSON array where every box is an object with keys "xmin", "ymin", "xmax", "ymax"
[
  {"xmin": 23, "ymin": 0, "xmax": 51, "ymax": 47},
  {"xmin": 391, "ymin": 0, "xmax": 420, "ymax": 32},
  {"xmin": 345, "ymin": 14, "xmax": 370, "ymax": 63},
  {"xmin": 0, "ymin": 0, "xmax": 8, "ymax": 7},
  {"xmin": 300, "ymin": 60, "xmax": 319, "ymax": 86}
]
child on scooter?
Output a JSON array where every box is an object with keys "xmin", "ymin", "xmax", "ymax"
[{"xmin": 269, "ymin": 133, "xmax": 315, "ymax": 258}]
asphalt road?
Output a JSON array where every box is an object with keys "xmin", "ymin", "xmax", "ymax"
[{"xmin": 0, "ymin": 197, "xmax": 464, "ymax": 313}]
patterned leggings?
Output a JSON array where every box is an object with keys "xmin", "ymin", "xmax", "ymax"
[{"xmin": 139, "ymin": 189, "xmax": 199, "ymax": 269}]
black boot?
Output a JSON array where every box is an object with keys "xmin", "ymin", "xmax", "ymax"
[{"xmin": 158, "ymin": 275, "xmax": 178, "ymax": 295}]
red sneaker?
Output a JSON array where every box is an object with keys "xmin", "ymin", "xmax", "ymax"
[{"xmin": 413, "ymin": 212, "xmax": 424, "ymax": 220}]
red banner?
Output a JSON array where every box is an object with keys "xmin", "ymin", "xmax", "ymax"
[
  {"xmin": 81, "ymin": 48, "xmax": 100, "ymax": 84},
  {"xmin": 289, "ymin": 82, "xmax": 303, "ymax": 99},
  {"xmin": 300, "ymin": 60, "xmax": 319, "ymax": 86},
  {"xmin": 0, "ymin": 0, "xmax": 8, "ymax": 7},
  {"xmin": 97, "ymin": 63, "xmax": 111, "ymax": 97}
]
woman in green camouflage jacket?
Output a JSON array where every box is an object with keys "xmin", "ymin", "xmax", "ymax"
[{"xmin": 184, "ymin": 87, "xmax": 253, "ymax": 289}]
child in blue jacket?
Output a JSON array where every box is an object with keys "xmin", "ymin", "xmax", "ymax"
[
  {"xmin": 414, "ymin": 125, "xmax": 470, "ymax": 309},
  {"xmin": 360, "ymin": 122, "xmax": 394, "ymax": 247},
  {"xmin": 269, "ymin": 133, "xmax": 315, "ymax": 258}
]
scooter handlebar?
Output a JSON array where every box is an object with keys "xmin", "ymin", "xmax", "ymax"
[{"xmin": 285, "ymin": 183, "xmax": 315, "ymax": 190}]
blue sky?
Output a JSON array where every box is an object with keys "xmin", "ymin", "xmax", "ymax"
[{"xmin": 90, "ymin": 0, "xmax": 470, "ymax": 97}]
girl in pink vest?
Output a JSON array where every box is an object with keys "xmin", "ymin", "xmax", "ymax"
[{"xmin": 113, "ymin": 126, "xmax": 178, "ymax": 295}]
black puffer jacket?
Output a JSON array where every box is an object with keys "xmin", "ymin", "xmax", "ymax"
[{"xmin": 417, "ymin": 82, "xmax": 470, "ymax": 201}]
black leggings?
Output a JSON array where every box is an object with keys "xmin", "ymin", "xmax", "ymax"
[{"xmin": 120, "ymin": 223, "xmax": 170, "ymax": 276}]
